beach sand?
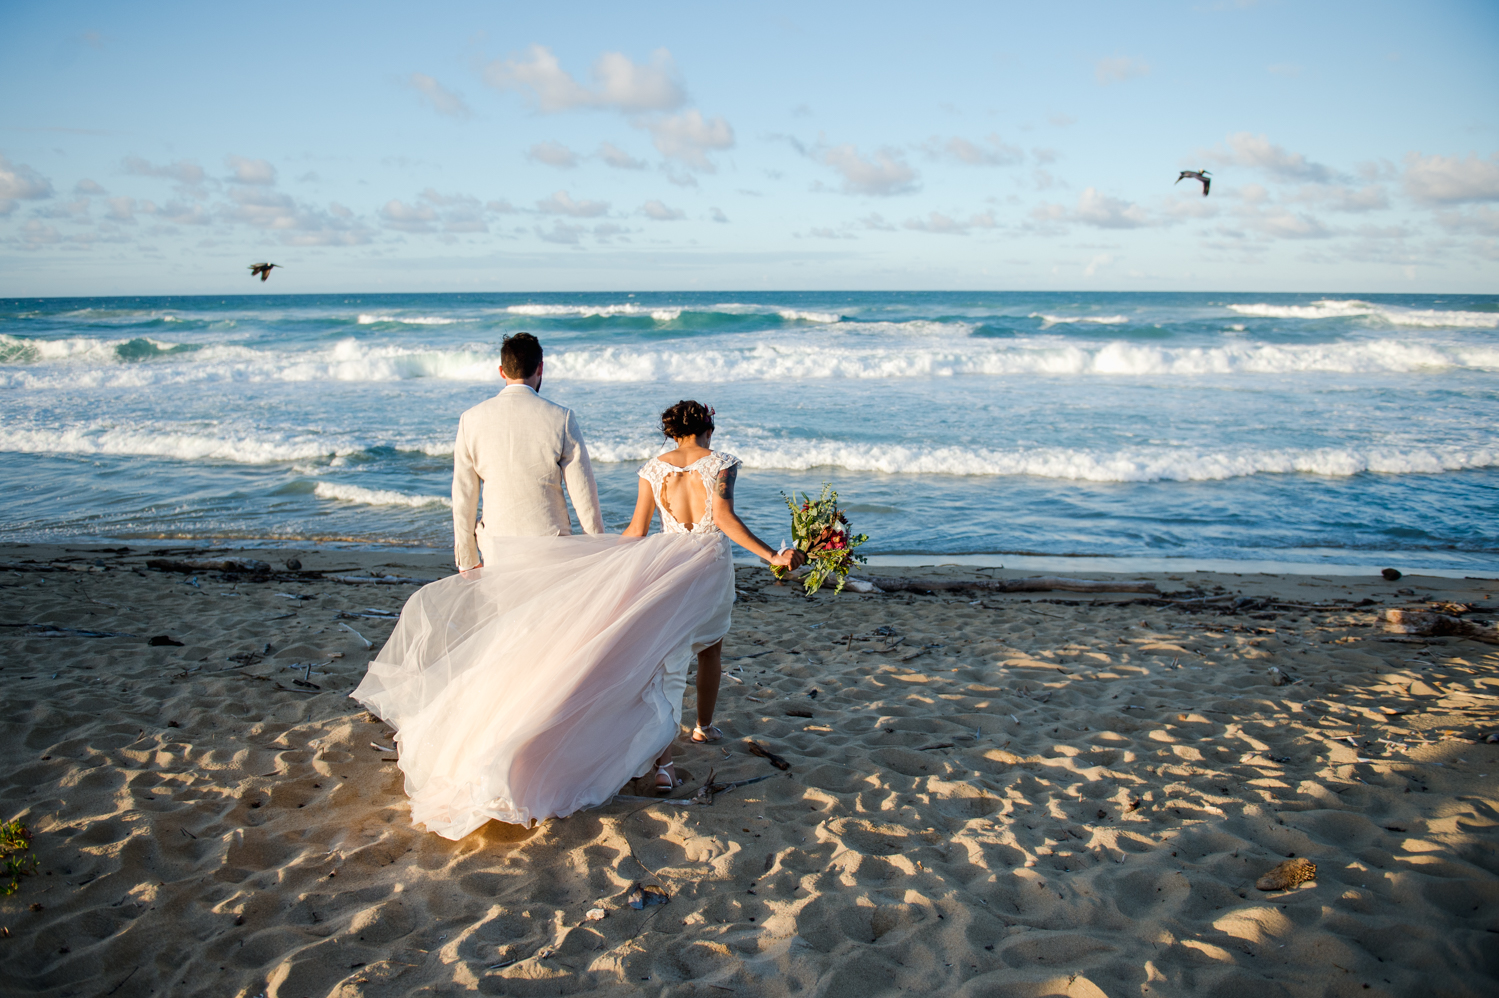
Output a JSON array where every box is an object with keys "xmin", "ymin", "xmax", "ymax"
[{"xmin": 2, "ymin": 543, "xmax": 1496, "ymax": 997}]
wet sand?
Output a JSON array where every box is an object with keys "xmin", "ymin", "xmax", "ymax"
[{"xmin": 1, "ymin": 543, "xmax": 1496, "ymax": 997}]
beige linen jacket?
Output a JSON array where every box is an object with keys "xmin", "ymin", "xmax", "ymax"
[{"xmin": 451, "ymin": 385, "xmax": 604, "ymax": 569}]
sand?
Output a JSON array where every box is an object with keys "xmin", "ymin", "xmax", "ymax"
[{"xmin": 1, "ymin": 542, "xmax": 1496, "ymax": 998}]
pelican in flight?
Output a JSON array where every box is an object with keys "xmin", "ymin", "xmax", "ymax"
[
  {"xmin": 1175, "ymin": 169, "xmax": 1211, "ymax": 196},
  {"xmin": 248, "ymin": 262, "xmax": 281, "ymax": 281}
]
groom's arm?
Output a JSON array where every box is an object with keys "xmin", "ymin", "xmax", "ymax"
[
  {"xmin": 452, "ymin": 413, "xmax": 482, "ymax": 569},
  {"xmin": 559, "ymin": 410, "xmax": 604, "ymax": 534}
]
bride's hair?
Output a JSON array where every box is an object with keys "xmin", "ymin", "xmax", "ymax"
[{"xmin": 661, "ymin": 399, "xmax": 714, "ymax": 439}]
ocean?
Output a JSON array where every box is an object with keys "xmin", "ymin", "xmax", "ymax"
[{"xmin": 2, "ymin": 291, "xmax": 1496, "ymax": 576}]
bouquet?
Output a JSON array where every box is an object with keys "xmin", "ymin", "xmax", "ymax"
[{"xmin": 771, "ymin": 484, "xmax": 869, "ymax": 594}]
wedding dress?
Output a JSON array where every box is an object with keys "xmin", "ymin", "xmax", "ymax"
[{"xmin": 351, "ymin": 452, "xmax": 740, "ymax": 839}]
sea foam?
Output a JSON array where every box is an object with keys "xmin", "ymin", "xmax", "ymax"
[
  {"xmin": 313, "ymin": 482, "xmax": 451, "ymax": 507},
  {"xmin": 1229, "ymin": 299, "xmax": 1499, "ymax": 328},
  {"xmin": 5, "ymin": 334, "xmax": 1498, "ymax": 390},
  {"xmin": 1030, "ymin": 313, "xmax": 1130, "ymax": 328}
]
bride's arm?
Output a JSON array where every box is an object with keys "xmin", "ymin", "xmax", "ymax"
[
  {"xmin": 712, "ymin": 467, "xmax": 803, "ymax": 568},
  {"xmin": 621, "ymin": 478, "xmax": 656, "ymax": 537}
]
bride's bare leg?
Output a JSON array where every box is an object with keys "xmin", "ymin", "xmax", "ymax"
[{"xmin": 695, "ymin": 641, "xmax": 722, "ymax": 730}]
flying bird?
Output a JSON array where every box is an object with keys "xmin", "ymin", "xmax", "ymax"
[
  {"xmin": 1175, "ymin": 169, "xmax": 1211, "ymax": 196},
  {"xmin": 248, "ymin": 263, "xmax": 281, "ymax": 281}
]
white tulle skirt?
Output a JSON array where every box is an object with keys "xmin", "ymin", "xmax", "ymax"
[{"xmin": 351, "ymin": 532, "xmax": 734, "ymax": 839}]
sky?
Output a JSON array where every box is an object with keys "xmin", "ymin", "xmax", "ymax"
[{"xmin": 1, "ymin": 0, "xmax": 1496, "ymax": 296}]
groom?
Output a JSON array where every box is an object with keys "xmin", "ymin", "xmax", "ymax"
[{"xmin": 452, "ymin": 332, "xmax": 604, "ymax": 571}]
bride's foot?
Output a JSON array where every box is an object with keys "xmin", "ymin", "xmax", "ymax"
[
  {"xmin": 691, "ymin": 723, "xmax": 723, "ymax": 743},
  {"xmin": 655, "ymin": 762, "xmax": 682, "ymax": 795}
]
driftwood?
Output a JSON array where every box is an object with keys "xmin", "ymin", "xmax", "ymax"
[
  {"xmin": 1385, "ymin": 609, "xmax": 1499, "ymax": 644},
  {"xmin": 746, "ymin": 739, "xmax": 791, "ymax": 770},
  {"xmin": 323, "ymin": 574, "xmax": 436, "ymax": 586},
  {"xmin": 864, "ymin": 575, "xmax": 1159, "ymax": 595},
  {"xmin": 147, "ymin": 557, "xmax": 271, "ymax": 574}
]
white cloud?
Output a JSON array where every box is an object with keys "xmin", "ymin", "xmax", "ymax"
[
  {"xmin": 380, "ymin": 198, "xmax": 438, "ymax": 232},
  {"xmin": 19, "ymin": 220, "xmax": 62, "ymax": 245},
  {"xmin": 122, "ymin": 156, "xmax": 205, "ymax": 187},
  {"xmin": 536, "ymin": 190, "xmax": 610, "ymax": 217},
  {"xmin": 1267, "ymin": 63, "xmax": 1301, "ymax": 77},
  {"xmin": 638, "ymin": 110, "xmax": 734, "ymax": 171},
  {"xmin": 941, "ymin": 135, "xmax": 1023, "ymax": 167},
  {"xmin": 1435, "ymin": 206, "xmax": 1499, "ymax": 235},
  {"xmin": 1205, "ymin": 133, "xmax": 1335, "ymax": 183},
  {"xmin": 902, "ymin": 210, "xmax": 997, "ymax": 235},
  {"xmin": 598, "ymin": 142, "xmax": 647, "ymax": 170},
  {"xmin": 859, "ymin": 213, "xmax": 896, "ymax": 231},
  {"xmin": 226, "ymin": 155, "xmax": 277, "ymax": 186},
  {"xmin": 1074, "ymin": 188, "xmax": 1150, "ymax": 228},
  {"xmin": 378, "ymin": 189, "xmax": 502, "ymax": 234},
  {"xmin": 661, "ymin": 166, "xmax": 699, "ymax": 188},
  {"xmin": 1402, "ymin": 152, "xmax": 1499, "ymax": 205},
  {"xmin": 1247, "ymin": 207, "xmax": 1333, "ymax": 239},
  {"xmin": 641, "ymin": 199, "xmax": 685, "ymax": 221},
  {"xmin": 1047, "ymin": 112, "xmax": 1076, "ymax": 127},
  {"xmin": 820, "ymin": 144, "xmax": 918, "ymax": 196},
  {"xmin": 1294, "ymin": 184, "xmax": 1389, "ymax": 213},
  {"xmin": 156, "ymin": 201, "xmax": 212, "ymax": 226},
  {"xmin": 536, "ymin": 220, "xmax": 586, "ymax": 244},
  {"xmin": 527, "ymin": 141, "xmax": 579, "ymax": 168},
  {"xmin": 34, "ymin": 198, "xmax": 90, "ymax": 220},
  {"xmin": 1095, "ymin": 56, "xmax": 1149, "ymax": 85},
  {"xmin": 74, "ymin": 178, "xmax": 106, "ymax": 195},
  {"xmin": 710, "ymin": 207, "xmax": 728, "ymax": 223},
  {"xmin": 484, "ymin": 45, "xmax": 684, "ymax": 113},
  {"xmin": 1083, "ymin": 253, "xmax": 1115, "ymax": 277},
  {"xmin": 224, "ymin": 188, "xmax": 369, "ymax": 243},
  {"xmin": 106, "ymin": 196, "xmax": 143, "ymax": 222},
  {"xmin": 0, "ymin": 155, "xmax": 55, "ymax": 200},
  {"xmin": 408, "ymin": 73, "xmax": 472, "ymax": 118},
  {"xmin": 807, "ymin": 226, "xmax": 854, "ymax": 239}
]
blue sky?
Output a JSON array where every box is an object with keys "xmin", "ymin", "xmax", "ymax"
[{"xmin": 1, "ymin": 0, "xmax": 1496, "ymax": 295}]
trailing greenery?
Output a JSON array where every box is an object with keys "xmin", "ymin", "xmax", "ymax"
[{"xmin": 1, "ymin": 819, "xmax": 38, "ymax": 896}]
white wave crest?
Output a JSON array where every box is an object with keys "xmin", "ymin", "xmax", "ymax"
[
  {"xmin": 718, "ymin": 439, "xmax": 1499, "ymax": 482},
  {"xmin": 313, "ymin": 482, "xmax": 451, "ymax": 507},
  {"xmin": 5, "ymin": 333, "xmax": 1498, "ymax": 390},
  {"xmin": 777, "ymin": 309, "xmax": 841, "ymax": 323},
  {"xmin": 1228, "ymin": 299, "xmax": 1499, "ymax": 328},
  {"xmin": 505, "ymin": 303, "xmax": 682, "ymax": 322},
  {"xmin": 1031, "ymin": 313, "xmax": 1129, "ymax": 328},
  {"xmin": 546, "ymin": 337, "xmax": 1499, "ymax": 381},
  {"xmin": 0, "ymin": 424, "xmax": 370, "ymax": 464},
  {"xmin": 0, "ymin": 333, "xmax": 186, "ymax": 363},
  {"xmin": 356, "ymin": 314, "xmax": 459, "ymax": 325}
]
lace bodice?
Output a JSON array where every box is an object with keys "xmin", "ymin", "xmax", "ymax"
[{"xmin": 638, "ymin": 451, "xmax": 741, "ymax": 535}]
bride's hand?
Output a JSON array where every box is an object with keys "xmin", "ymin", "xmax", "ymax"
[{"xmin": 768, "ymin": 547, "xmax": 805, "ymax": 570}]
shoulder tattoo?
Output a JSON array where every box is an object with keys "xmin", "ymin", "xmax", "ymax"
[{"xmin": 715, "ymin": 465, "xmax": 737, "ymax": 501}]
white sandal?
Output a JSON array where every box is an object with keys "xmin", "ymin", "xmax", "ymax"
[
  {"xmin": 655, "ymin": 762, "xmax": 682, "ymax": 795},
  {"xmin": 691, "ymin": 723, "xmax": 723, "ymax": 743}
]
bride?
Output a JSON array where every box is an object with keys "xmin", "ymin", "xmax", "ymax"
[{"xmin": 351, "ymin": 400, "xmax": 802, "ymax": 840}]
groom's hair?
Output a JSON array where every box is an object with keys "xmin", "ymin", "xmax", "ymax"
[{"xmin": 500, "ymin": 333, "xmax": 543, "ymax": 379}]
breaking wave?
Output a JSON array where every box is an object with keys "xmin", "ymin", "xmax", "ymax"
[
  {"xmin": 5, "ymin": 334, "xmax": 1497, "ymax": 389},
  {"xmin": 313, "ymin": 482, "xmax": 451, "ymax": 507},
  {"xmin": 1228, "ymin": 299, "xmax": 1499, "ymax": 328}
]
